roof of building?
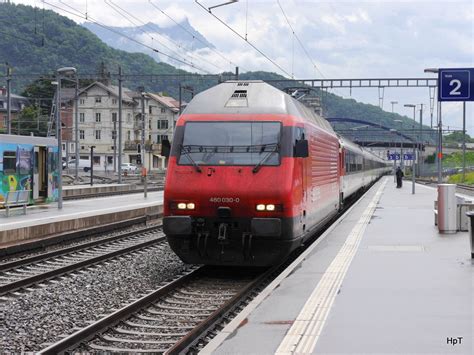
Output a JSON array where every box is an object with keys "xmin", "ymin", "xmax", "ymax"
[
  {"xmin": 147, "ymin": 93, "xmax": 180, "ymax": 113},
  {"xmin": 78, "ymin": 81, "xmax": 135, "ymax": 103},
  {"xmin": 0, "ymin": 93, "xmax": 30, "ymax": 113}
]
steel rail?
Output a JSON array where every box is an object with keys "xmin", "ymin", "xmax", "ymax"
[
  {"xmin": 0, "ymin": 232, "xmax": 165, "ymax": 295},
  {"xmin": 38, "ymin": 266, "xmax": 204, "ymax": 355},
  {"xmin": 0, "ymin": 225, "xmax": 161, "ymax": 271}
]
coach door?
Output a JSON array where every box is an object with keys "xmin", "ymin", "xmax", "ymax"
[
  {"xmin": 33, "ymin": 146, "xmax": 47, "ymax": 200},
  {"xmin": 33, "ymin": 147, "xmax": 39, "ymax": 199}
]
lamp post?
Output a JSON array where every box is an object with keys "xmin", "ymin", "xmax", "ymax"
[
  {"xmin": 56, "ymin": 67, "xmax": 77, "ymax": 209},
  {"xmin": 404, "ymin": 104, "xmax": 416, "ymax": 194},
  {"xmin": 394, "ymin": 119, "xmax": 403, "ymax": 170},
  {"xmin": 390, "ymin": 128, "xmax": 398, "ymax": 182},
  {"xmin": 424, "ymin": 68, "xmax": 442, "ymax": 183}
]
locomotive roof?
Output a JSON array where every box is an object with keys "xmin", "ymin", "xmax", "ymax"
[{"xmin": 182, "ymin": 80, "xmax": 335, "ymax": 133}]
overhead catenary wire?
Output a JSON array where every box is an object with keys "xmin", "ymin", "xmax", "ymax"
[
  {"xmin": 276, "ymin": 0, "xmax": 325, "ymax": 79},
  {"xmin": 41, "ymin": 0, "xmax": 210, "ymax": 74},
  {"xmin": 195, "ymin": 0, "xmax": 292, "ymax": 78},
  {"xmin": 148, "ymin": 0, "xmax": 244, "ymax": 72},
  {"xmin": 104, "ymin": 0, "xmax": 224, "ymax": 73},
  {"xmin": 102, "ymin": 0, "xmax": 195, "ymax": 69}
]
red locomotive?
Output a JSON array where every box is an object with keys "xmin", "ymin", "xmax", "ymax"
[{"xmin": 163, "ymin": 81, "xmax": 389, "ymax": 266}]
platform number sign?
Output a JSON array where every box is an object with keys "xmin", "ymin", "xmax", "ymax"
[{"xmin": 438, "ymin": 68, "xmax": 474, "ymax": 101}]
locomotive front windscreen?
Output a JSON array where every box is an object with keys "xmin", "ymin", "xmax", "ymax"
[{"xmin": 179, "ymin": 121, "xmax": 281, "ymax": 166}]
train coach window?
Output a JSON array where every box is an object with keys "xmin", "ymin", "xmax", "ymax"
[
  {"xmin": 3, "ymin": 151, "xmax": 16, "ymax": 173},
  {"xmin": 18, "ymin": 148, "xmax": 31, "ymax": 174}
]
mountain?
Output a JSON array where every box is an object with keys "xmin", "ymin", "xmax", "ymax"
[
  {"xmin": 83, "ymin": 18, "xmax": 214, "ymax": 56},
  {"xmin": 0, "ymin": 2, "xmax": 436, "ymax": 143}
]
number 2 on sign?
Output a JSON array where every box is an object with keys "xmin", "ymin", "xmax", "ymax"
[{"xmin": 449, "ymin": 79, "xmax": 462, "ymax": 96}]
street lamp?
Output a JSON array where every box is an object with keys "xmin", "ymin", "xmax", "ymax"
[
  {"xmin": 404, "ymin": 104, "xmax": 416, "ymax": 194},
  {"xmin": 394, "ymin": 119, "xmax": 403, "ymax": 169},
  {"xmin": 424, "ymin": 67, "xmax": 442, "ymax": 183},
  {"xmin": 55, "ymin": 67, "xmax": 73, "ymax": 209},
  {"xmin": 57, "ymin": 67, "xmax": 79, "ymax": 182},
  {"xmin": 390, "ymin": 101, "xmax": 398, "ymax": 113}
]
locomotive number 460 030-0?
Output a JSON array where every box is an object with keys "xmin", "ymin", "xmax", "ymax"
[{"xmin": 209, "ymin": 197, "xmax": 240, "ymax": 203}]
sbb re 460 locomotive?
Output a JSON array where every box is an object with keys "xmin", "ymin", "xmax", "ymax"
[{"xmin": 162, "ymin": 81, "xmax": 390, "ymax": 266}]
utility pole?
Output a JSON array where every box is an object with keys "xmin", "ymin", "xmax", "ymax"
[
  {"xmin": 179, "ymin": 82, "xmax": 182, "ymax": 115},
  {"xmin": 113, "ymin": 119, "xmax": 117, "ymax": 172},
  {"xmin": 74, "ymin": 75, "xmax": 79, "ymax": 181},
  {"xmin": 141, "ymin": 91, "xmax": 147, "ymax": 198},
  {"xmin": 118, "ymin": 66, "xmax": 123, "ymax": 183},
  {"xmin": 6, "ymin": 64, "xmax": 12, "ymax": 135},
  {"xmin": 462, "ymin": 101, "xmax": 466, "ymax": 183},
  {"xmin": 56, "ymin": 74, "xmax": 63, "ymax": 209},
  {"xmin": 419, "ymin": 104, "xmax": 423, "ymax": 177},
  {"xmin": 235, "ymin": 66, "xmax": 239, "ymax": 80},
  {"xmin": 438, "ymin": 101, "xmax": 443, "ymax": 183}
]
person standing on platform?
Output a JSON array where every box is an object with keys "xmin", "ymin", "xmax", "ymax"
[{"xmin": 395, "ymin": 166, "xmax": 404, "ymax": 188}]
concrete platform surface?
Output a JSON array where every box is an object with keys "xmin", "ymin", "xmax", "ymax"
[
  {"xmin": 203, "ymin": 177, "xmax": 473, "ymax": 355},
  {"xmin": 0, "ymin": 191, "xmax": 163, "ymax": 246}
]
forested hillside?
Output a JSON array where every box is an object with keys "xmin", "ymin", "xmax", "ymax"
[{"xmin": 0, "ymin": 2, "xmax": 435, "ymax": 142}]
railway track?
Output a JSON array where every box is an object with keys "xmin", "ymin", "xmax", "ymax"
[
  {"xmin": 0, "ymin": 226, "xmax": 165, "ymax": 296},
  {"xmin": 39, "ymin": 265, "xmax": 272, "ymax": 354},
  {"xmin": 37, "ymin": 180, "xmax": 383, "ymax": 354}
]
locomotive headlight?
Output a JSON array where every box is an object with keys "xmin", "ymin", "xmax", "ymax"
[
  {"xmin": 177, "ymin": 202, "xmax": 187, "ymax": 210},
  {"xmin": 256, "ymin": 204, "xmax": 266, "ymax": 211},
  {"xmin": 186, "ymin": 203, "xmax": 195, "ymax": 210},
  {"xmin": 266, "ymin": 204, "xmax": 276, "ymax": 211}
]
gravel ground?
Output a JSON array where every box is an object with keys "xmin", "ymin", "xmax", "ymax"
[
  {"xmin": 0, "ymin": 223, "xmax": 150, "ymax": 265},
  {"xmin": 1, "ymin": 244, "xmax": 188, "ymax": 353}
]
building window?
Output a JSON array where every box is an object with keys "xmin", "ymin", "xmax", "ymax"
[
  {"xmin": 95, "ymin": 97, "xmax": 101, "ymax": 103},
  {"xmin": 112, "ymin": 112, "xmax": 117, "ymax": 122},
  {"xmin": 112, "ymin": 130, "xmax": 117, "ymax": 140},
  {"xmin": 149, "ymin": 119, "xmax": 152, "ymax": 129},
  {"xmin": 79, "ymin": 99, "xmax": 85, "ymax": 105},
  {"xmin": 3, "ymin": 151, "xmax": 16, "ymax": 173},
  {"xmin": 80, "ymin": 130, "xmax": 85, "ymax": 139},
  {"xmin": 127, "ymin": 130, "xmax": 131, "ymax": 140},
  {"xmin": 79, "ymin": 112, "xmax": 85, "ymax": 122},
  {"xmin": 95, "ymin": 130, "xmax": 101, "ymax": 140},
  {"xmin": 149, "ymin": 106, "xmax": 153, "ymax": 114},
  {"xmin": 95, "ymin": 113, "xmax": 101, "ymax": 122},
  {"xmin": 157, "ymin": 134, "xmax": 168, "ymax": 143},
  {"xmin": 127, "ymin": 113, "xmax": 131, "ymax": 123},
  {"xmin": 148, "ymin": 134, "xmax": 152, "ymax": 141},
  {"xmin": 158, "ymin": 120, "xmax": 169, "ymax": 130},
  {"xmin": 93, "ymin": 156, "xmax": 101, "ymax": 165},
  {"xmin": 161, "ymin": 107, "xmax": 166, "ymax": 114},
  {"xmin": 112, "ymin": 98, "xmax": 117, "ymax": 105}
]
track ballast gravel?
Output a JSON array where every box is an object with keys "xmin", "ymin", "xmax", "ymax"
[{"xmin": 1, "ymin": 243, "xmax": 188, "ymax": 353}]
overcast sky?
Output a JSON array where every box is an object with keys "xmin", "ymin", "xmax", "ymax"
[{"xmin": 15, "ymin": 0, "xmax": 474, "ymax": 134}]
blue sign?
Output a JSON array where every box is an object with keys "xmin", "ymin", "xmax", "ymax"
[
  {"xmin": 403, "ymin": 153, "xmax": 413, "ymax": 161},
  {"xmin": 388, "ymin": 153, "xmax": 400, "ymax": 161},
  {"xmin": 439, "ymin": 68, "xmax": 474, "ymax": 101}
]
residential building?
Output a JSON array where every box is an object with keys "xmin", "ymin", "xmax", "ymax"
[
  {"xmin": 71, "ymin": 82, "xmax": 180, "ymax": 172},
  {"xmin": 0, "ymin": 88, "xmax": 29, "ymax": 132}
]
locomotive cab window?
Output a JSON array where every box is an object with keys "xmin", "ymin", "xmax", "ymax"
[
  {"xmin": 3, "ymin": 151, "xmax": 16, "ymax": 173},
  {"xmin": 179, "ymin": 121, "xmax": 281, "ymax": 166}
]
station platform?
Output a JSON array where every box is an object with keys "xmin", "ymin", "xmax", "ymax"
[
  {"xmin": 62, "ymin": 182, "xmax": 163, "ymax": 199},
  {"xmin": 202, "ymin": 177, "xmax": 473, "ymax": 354},
  {"xmin": 0, "ymin": 191, "xmax": 164, "ymax": 251}
]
